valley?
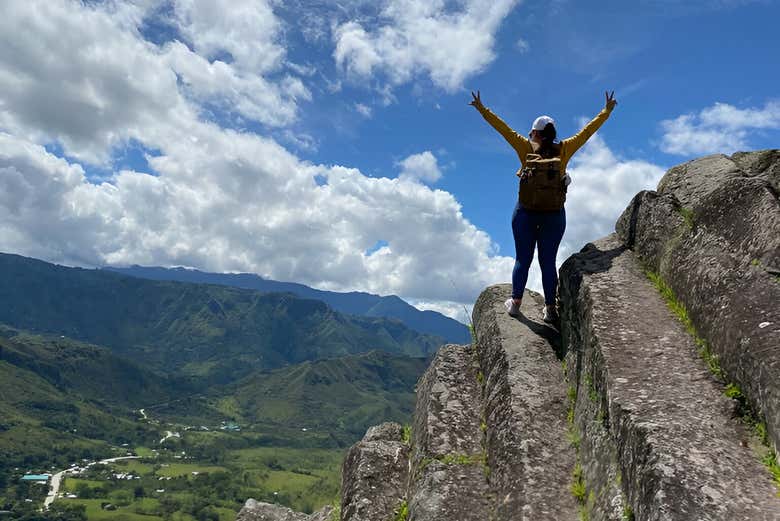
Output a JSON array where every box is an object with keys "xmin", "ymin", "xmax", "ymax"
[{"xmin": 0, "ymin": 253, "xmax": 437, "ymax": 520}]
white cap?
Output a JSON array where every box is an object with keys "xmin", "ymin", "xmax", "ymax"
[{"xmin": 531, "ymin": 115, "xmax": 555, "ymax": 131}]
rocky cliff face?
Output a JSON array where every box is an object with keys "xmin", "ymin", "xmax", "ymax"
[{"xmin": 237, "ymin": 150, "xmax": 780, "ymax": 520}]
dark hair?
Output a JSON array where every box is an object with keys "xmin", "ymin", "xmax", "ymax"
[{"xmin": 537, "ymin": 122, "xmax": 558, "ymax": 158}]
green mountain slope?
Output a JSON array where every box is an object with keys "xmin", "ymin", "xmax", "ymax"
[
  {"xmin": 219, "ymin": 350, "xmax": 429, "ymax": 440},
  {"xmin": 0, "ymin": 357, "xmax": 157, "ymax": 471},
  {"xmin": 0, "ymin": 325, "xmax": 178, "ymax": 408},
  {"xmin": 0, "ymin": 253, "xmax": 443, "ymax": 383},
  {"xmin": 105, "ymin": 265, "xmax": 471, "ymax": 344}
]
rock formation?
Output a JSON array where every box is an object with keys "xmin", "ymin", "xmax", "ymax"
[
  {"xmin": 237, "ymin": 150, "xmax": 780, "ymax": 520},
  {"xmin": 236, "ymin": 499, "xmax": 333, "ymax": 521}
]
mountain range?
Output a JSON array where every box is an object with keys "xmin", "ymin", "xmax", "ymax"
[
  {"xmin": 105, "ymin": 265, "xmax": 470, "ymax": 344},
  {"xmin": 0, "ymin": 253, "xmax": 442, "ymax": 384},
  {"xmin": 0, "ymin": 251, "xmax": 438, "ymax": 474}
]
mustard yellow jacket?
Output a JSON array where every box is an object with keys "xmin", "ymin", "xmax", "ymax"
[{"xmin": 476, "ymin": 104, "xmax": 613, "ymax": 173}]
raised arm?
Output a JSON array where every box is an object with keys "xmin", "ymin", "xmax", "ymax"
[
  {"xmin": 470, "ymin": 91, "xmax": 532, "ymax": 157},
  {"xmin": 562, "ymin": 91, "xmax": 617, "ymax": 155}
]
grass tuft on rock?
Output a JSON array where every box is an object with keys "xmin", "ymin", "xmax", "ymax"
[
  {"xmin": 677, "ymin": 206, "xmax": 695, "ymax": 229},
  {"xmin": 401, "ymin": 424, "xmax": 412, "ymax": 445},
  {"xmin": 393, "ymin": 500, "xmax": 409, "ymax": 521},
  {"xmin": 571, "ymin": 462, "xmax": 586, "ymax": 503}
]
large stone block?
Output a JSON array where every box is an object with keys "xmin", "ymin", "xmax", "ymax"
[
  {"xmin": 615, "ymin": 150, "xmax": 780, "ymax": 455},
  {"xmin": 473, "ymin": 285, "xmax": 578, "ymax": 521},
  {"xmin": 341, "ymin": 422, "xmax": 408, "ymax": 521},
  {"xmin": 407, "ymin": 344, "xmax": 491, "ymax": 521},
  {"xmin": 559, "ymin": 235, "xmax": 780, "ymax": 520}
]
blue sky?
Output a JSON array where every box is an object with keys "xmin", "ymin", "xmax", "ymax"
[{"xmin": 0, "ymin": 0, "xmax": 778, "ymax": 321}]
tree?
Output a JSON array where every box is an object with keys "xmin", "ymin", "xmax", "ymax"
[
  {"xmin": 74, "ymin": 483, "xmax": 93, "ymax": 500},
  {"xmin": 44, "ymin": 503, "xmax": 87, "ymax": 521}
]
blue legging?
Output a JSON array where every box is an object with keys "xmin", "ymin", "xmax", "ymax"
[{"xmin": 511, "ymin": 201, "xmax": 566, "ymax": 304}]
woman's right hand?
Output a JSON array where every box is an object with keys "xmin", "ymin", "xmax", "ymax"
[{"xmin": 470, "ymin": 90, "xmax": 484, "ymax": 110}]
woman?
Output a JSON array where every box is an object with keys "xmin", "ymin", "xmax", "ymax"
[{"xmin": 470, "ymin": 90, "xmax": 618, "ymax": 322}]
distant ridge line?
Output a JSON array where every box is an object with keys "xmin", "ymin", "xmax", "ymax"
[{"xmin": 104, "ymin": 265, "xmax": 470, "ymax": 344}]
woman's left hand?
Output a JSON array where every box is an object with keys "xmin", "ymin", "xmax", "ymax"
[{"xmin": 605, "ymin": 91, "xmax": 617, "ymax": 111}]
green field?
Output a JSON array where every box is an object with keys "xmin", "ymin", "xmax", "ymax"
[
  {"xmin": 156, "ymin": 464, "xmax": 228, "ymax": 478},
  {"xmin": 24, "ymin": 433, "xmax": 345, "ymax": 520}
]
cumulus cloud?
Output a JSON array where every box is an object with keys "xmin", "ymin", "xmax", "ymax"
[
  {"xmin": 173, "ymin": 0, "xmax": 284, "ymax": 73},
  {"xmin": 0, "ymin": 130, "xmax": 513, "ymax": 306},
  {"xmin": 0, "ymin": 0, "xmax": 670, "ymax": 323},
  {"xmin": 660, "ymin": 101, "xmax": 780, "ymax": 156},
  {"xmin": 166, "ymin": 0, "xmax": 313, "ymax": 125},
  {"xmin": 0, "ymin": 0, "xmax": 308, "ymax": 164},
  {"xmin": 398, "ymin": 151, "xmax": 443, "ymax": 183},
  {"xmin": 0, "ymin": 0, "xmax": 515, "ymax": 315},
  {"xmin": 0, "ymin": 0, "xmax": 189, "ymax": 164},
  {"xmin": 409, "ymin": 299, "xmax": 473, "ymax": 325},
  {"xmin": 333, "ymin": 0, "xmax": 520, "ymax": 92},
  {"xmin": 164, "ymin": 41, "xmax": 311, "ymax": 127}
]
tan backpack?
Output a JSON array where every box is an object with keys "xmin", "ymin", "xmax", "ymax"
[{"xmin": 517, "ymin": 143, "xmax": 567, "ymax": 211}]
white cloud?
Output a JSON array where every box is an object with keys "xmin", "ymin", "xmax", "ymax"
[
  {"xmin": 409, "ymin": 299, "xmax": 473, "ymax": 325},
  {"xmin": 173, "ymin": 0, "xmax": 284, "ymax": 73},
  {"xmin": 660, "ymin": 101, "xmax": 780, "ymax": 156},
  {"xmin": 0, "ymin": 0, "xmax": 308, "ymax": 165},
  {"xmin": 333, "ymin": 0, "xmax": 520, "ymax": 92},
  {"xmin": 0, "ymin": 0, "xmax": 189, "ymax": 164},
  {"xmin": 0, "ymin": 0, "xmax": 515, "ymax": 313},
  {"xmin": 398, "ymin": 151, "xmax": 443, "ymax": 183},
  {"xmin": 355, "ymin": 103, "xmax": 373, "ymax": 117},
  {"xmin": 0, "ymin": 131, "xmax": 513, "ymax": 305},
  {"xmin": 515, "ymin": 37, "xmax": 530, "ymax": 53},
  {"xmin": 163, "ymin": 41, "xmax": 310, "ymax": 127}
]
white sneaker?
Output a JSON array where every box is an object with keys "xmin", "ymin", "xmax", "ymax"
[
  {"xmin": 543, "ymin": 305, "xmax": 559, "ymax": 324},
  {"xmin": 505, "ymin": 298, "xmax": 521, "ymax": 317}
]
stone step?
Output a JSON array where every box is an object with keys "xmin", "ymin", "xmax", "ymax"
[
  {"xmin": 407, "ymin": 343, "xmax": 492, "ymax": 521},
  {"xmin": 473, "ymin": 285, "xmax": 579, "ymax": 521},
  {"xmin": 559, "ymin": 234, "xmax": 780, "ymax": 521},
  {"xmin": 340, "ymin": 423, "xmax": 409, "ymax": 521}
]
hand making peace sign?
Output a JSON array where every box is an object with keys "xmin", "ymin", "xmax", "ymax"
[{"xmin": 605, "ymin": 91, "xmax": 618, "ymax": 111}]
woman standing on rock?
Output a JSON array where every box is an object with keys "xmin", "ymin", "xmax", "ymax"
[{"xmin": 470, "ymin": 91, "xmax": 617, "ymax": 322}]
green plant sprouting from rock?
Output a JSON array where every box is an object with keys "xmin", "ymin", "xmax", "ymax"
[
  {"xmin": 418, "ymin": 452, "xmax": 486, "ymax": 475},
  {"xmin": 571, "ymin": 462, "xmax": 586, "ymax": 502},
  {"xmin": 401, "ymin": 424, "xmax": 412, "ymax": 445},
  {"xmin": 567, "ymin": 385, "xmax": 576, "ymax": 425},
  {"xmin": 677, "ymin": 206, "xmax": 695, "ymax": 229},
  {"xmin": 393, "ymin": 500, "xmax": 409, "ymax": 521},
  {"xmin": 585, "ymin": 374, "xmax": 598, "ymax": 403},
  {"xmin": 329, "ymin": 503, "xmax": 341, "ymax": 521}
]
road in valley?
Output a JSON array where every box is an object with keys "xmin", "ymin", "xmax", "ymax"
[{"xmin": 43, "ymin": 455, "xmax": 139, "ymax": 509}]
